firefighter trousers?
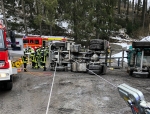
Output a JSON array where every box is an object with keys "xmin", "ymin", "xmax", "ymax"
[{"xmin": 24, "ymin": 63, "xmax": 27, "ymax": 72}]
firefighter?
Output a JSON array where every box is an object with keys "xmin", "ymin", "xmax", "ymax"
[
  {"xmin": 46, "ymin": 46, "xmax": 49, "ymax": 57},
  {"xmin": 40, "ymin": 47, "xmax": 47, "ymax": 71},
  {"xmin": 28, "ymin": 47, "xmax": 34, "ymax": 53},
  {"xmin": 30, "ymin": 50, "xmax": 35, "ymax": 68},
  {"xmin": 22, "ymin": 52, "xmax": 28, "ymax": 72},
  {"xmin": 28, "ymin": 47, "xmax": 32, "ymax": 53},
  {"xmin": 24, "ymin": 48, "xmax": 28, "ymax": 53},
  {"xmin": 34, "ymin": 47, "xmax": 40, "ymax": 69}
]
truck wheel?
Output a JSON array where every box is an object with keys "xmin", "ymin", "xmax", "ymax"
[
  {"xmin": 88, "ymin": 69, "xmax": 100, "ymax": 75},
  {"xmin": 129, "ymin": 69, "xmax": 134, "ymax": 76},
  {"xmin": 101, "ymin": 64, "xmax": 107, "ymax": 75},
  {"xmin": 90, "ymin": 39, "xmax": 104, "ymax": 45},
  {"xmin": 88, "ymin": 64, "xmax": 102, "ymax": 70},
  {"xmin": 5, "ymin": 82, "xmax": 13, "ymax": 90},
  {"xmin": 89, "ymin": 44, "xmax": 104, "ymax": 50}
]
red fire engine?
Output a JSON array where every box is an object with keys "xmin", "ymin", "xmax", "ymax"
[
  {"xmin": 0, "ymin": 20, "xmax": 23, "ymax": 90},
  {"xmin": 23, "ymin": 36, "xmax": 69, "ymax": 50}
]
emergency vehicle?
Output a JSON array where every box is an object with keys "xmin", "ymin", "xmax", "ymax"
[
  {"xmin": 0, "ymin": 20, "xmax": 23, "ymax": 90},
  {"xmin": 23, "ymin": 36, "xmax": 69, "ymax": 50},
  {"xmin": 6, "ymin": 39, "xmax": 19, "ymax": 45}
]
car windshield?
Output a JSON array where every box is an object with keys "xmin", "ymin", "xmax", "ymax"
[{"xmin": 0, "ymin": 30, "xmax": 5, "ymax": 48}]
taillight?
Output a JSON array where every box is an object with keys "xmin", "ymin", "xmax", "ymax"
[
  {"xmin": 0, "ymin": 61, "xmax": 5, "ymax": 67},
  {"xmin": 0, "ymin": 61, "xmax": 9, "ymax": 68}
]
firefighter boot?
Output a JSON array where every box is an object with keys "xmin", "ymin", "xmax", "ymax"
[{"xmin": 24, "ymin": 68, "xmax": 27, "ymax": 72}]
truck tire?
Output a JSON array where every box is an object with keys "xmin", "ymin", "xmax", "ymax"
[
  {"xmin": 5, "ymin": 81, "xmax": 13, "ymax": 90},
  {"xmin": 101, "ymin": 64, "xmax": 107, "ymax": 75},
  {"xmin": 88, "ymin": 64, "xmax": 102, "ymax": 70},
  {"xmin": 90, "ymin": 39, "xmax": 104, "ymax": 45},
  {"xmin": 88, "ymin": 69, "xmax": 100, "ymax": 75},
  {"xmin": 129, "ymin": 69, "xmax": 134, "ymax": 76},
  {"xmin": 89, "ymin": 44, "xmax": 104, "ymax": 50}
]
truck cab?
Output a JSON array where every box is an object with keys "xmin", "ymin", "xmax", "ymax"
[
  {"xmin": 127, "ymin": 42, "xmax": 150, "ymax": 78},
  {"xmin": 0, "ymin": 20, "xmax": 23, "ymax": 90}
]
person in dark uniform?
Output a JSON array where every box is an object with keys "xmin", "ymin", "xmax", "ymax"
[
  {"xmin": 40, "ymin": 47, "xmax": 47, "ymax": 71},
  {"xmin": 22, "ymin": 52, "xmax": 28, "ymax": 72},
  {"xmin": 9, "ymin": 30, "xmax": 16, "ymax": 50},
  {"xmin": 34, "ymin": 48, "xmax": 40, "ymax": 69},
  {"xmin": 30, "ymin": 51, "xmax": 35, "ymax": 68}
]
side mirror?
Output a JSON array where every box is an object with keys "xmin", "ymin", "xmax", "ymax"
[
  {"xmin": 9, "ymin": 30, "xmax": 17, "ymax": 50},
  {"xmin": 10, "ymin": 30, "xmax": 16, "ymax": 43}
]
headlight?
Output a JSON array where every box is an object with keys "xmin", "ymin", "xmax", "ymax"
[{"xmin": 0, "ymin": 73, "xmax": 9, "ymax": 77}]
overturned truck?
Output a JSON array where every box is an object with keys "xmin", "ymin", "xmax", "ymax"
[{"xmin": 48, "ymin": 39, "xmax": 109, "ymax": 75}]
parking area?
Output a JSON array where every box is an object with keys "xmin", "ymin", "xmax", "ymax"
[{"xmin": 0, "ymin": 68, "xmax": 150, "ymax": 114}]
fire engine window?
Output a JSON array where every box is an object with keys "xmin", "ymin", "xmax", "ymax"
[
  {"xmin": 30, "ymin": 40, "xmax": 34, "ymax": 43},
  {"xmin": 23, "ymin": 39, "xmax": 29, "ymax": 43},
  {"xmin": 35, "ymin": 40, "xmax": 39, "ymax": 44}
]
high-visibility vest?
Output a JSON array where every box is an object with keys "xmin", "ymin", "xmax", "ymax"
[{"xmin": 22, "ymin": 56, "xmax": 28, "ymax": 63}]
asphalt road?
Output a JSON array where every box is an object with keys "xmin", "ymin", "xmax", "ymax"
[{"xmin": 0, "ymin": 68, "xmax": 150, "ymax": 114}]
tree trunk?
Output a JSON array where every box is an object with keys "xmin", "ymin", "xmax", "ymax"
[
  {"xmin": 50, "ymin": 25, "xmax": 52, "ymax": 36},
  {"xmin": 127, "ymin": 0, "xmax": 129, "ymax": 15},
  {"xmin": 96, "ymin": 2, "xmax": 100, "ymax": 39},
  {"xmin": 137, "ymin": 0, "xmax": 141, "ymax": 15},
  {"xmin": 40, "ymin": 23, "xmax": 42, "ymax": 36},
  {"xmin": 145, "ymin": 0, "xmax": 147, "ymax": 13},
  {"xmin": 124, "ymin": 0, "xmax": 126, "ymax": 8},
  {"xmin": 1, "ymin": 0, "xmax": 7, "ymax": 30},
  {"xmin": 142, "ymin": 0, "xmax": 146, "ymax": 29},
  {"xmin": 132, "ymin": 0, "xmax": 134, "ymax": 10},
  {"xmin": 118, "ymin": 0, "xmax": 121, "ymax": 14},
  {"xmin": 22, "ymin": 0, "xmax": 28, "ymax": 35},
  {"xmin": 132, "ymin": 0, "xmax": 135, "ymax": 24}
]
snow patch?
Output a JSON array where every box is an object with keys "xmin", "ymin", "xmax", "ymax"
[{"xmin": 140, "ymin": 36, "xmax": 150, "ymax": 41}]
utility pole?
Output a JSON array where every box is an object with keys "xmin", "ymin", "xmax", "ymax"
[{"xmin": 1, "ymin": 0, "xmax": 7, "ymax": 30}]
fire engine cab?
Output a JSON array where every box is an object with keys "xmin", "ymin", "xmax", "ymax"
[{"xmin": 0, "ymin": 20, "xmax": 23, "ymax": 90}]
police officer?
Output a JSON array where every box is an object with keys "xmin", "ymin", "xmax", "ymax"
[
  {"xmin": 40, "ymin": 47, "xmax": 47, "ymax": 71},
  {"xmin": 22, "ymin": 52, "xmax": 28, "ymax": 72}
]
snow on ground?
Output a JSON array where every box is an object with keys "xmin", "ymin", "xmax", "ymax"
[
  {"xmin": 111, "ymin": 35, "xmax": 150, "ymax": 63},
  {"xmin": 110, "ymin": 36, "xmax": 132, "ymax": 42},
  {"xmin": 140, "ymin": 36, "xmax": 150, "ymax": 41}
]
